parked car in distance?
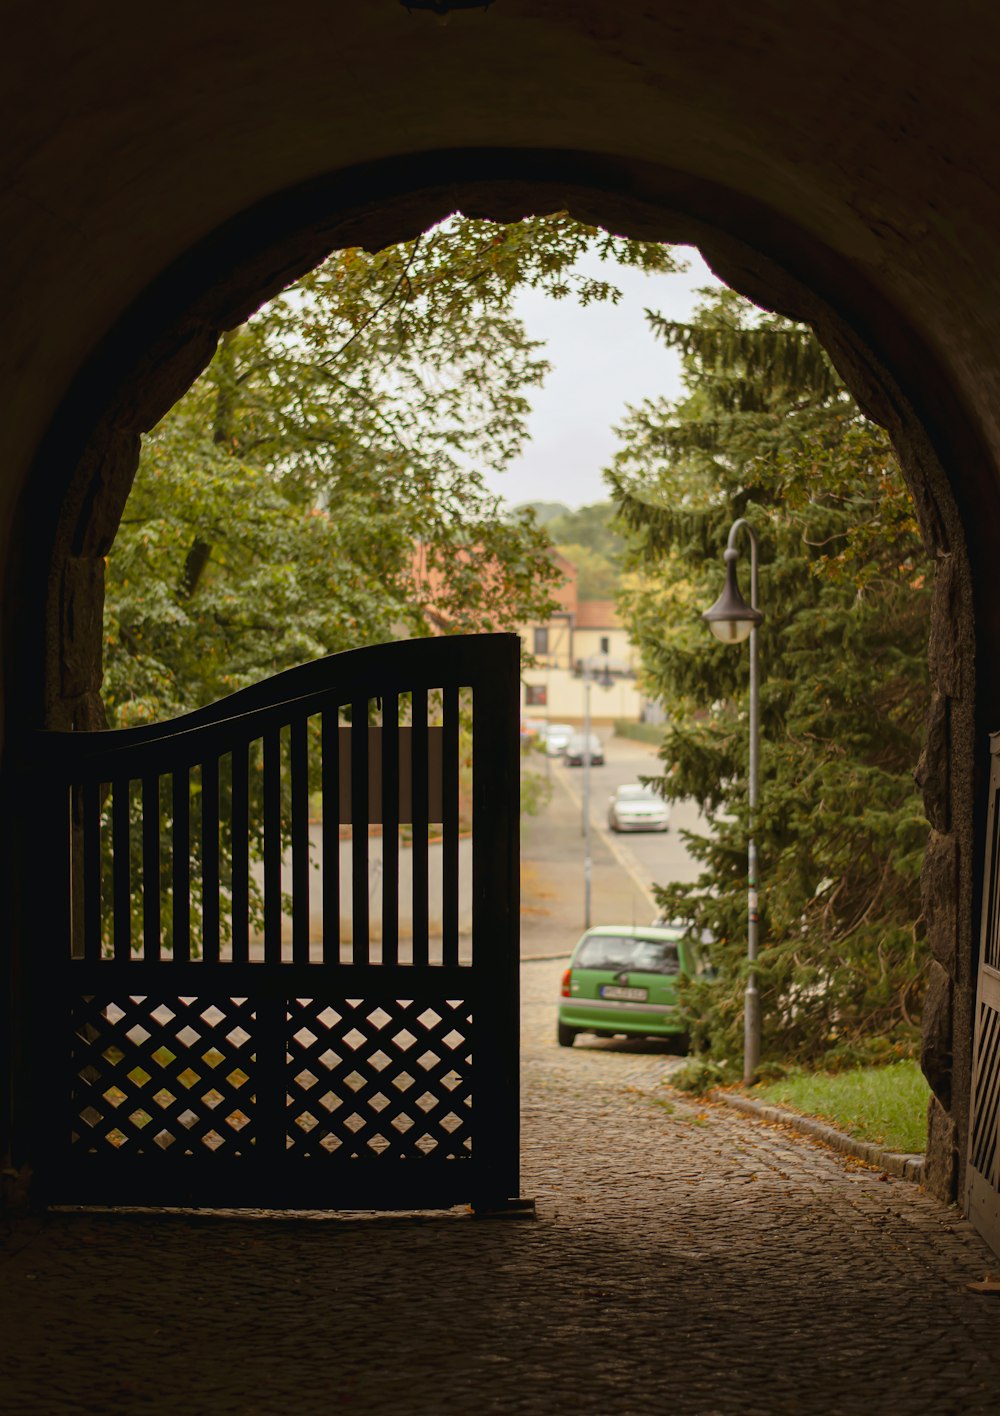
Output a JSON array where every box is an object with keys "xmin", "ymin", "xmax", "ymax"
[
  {"xmin": 557, "ymin": 924, "xmax": 710, "ymax": 1048},
  {"xmin": 540, "ymin": 723, "xmax": 575, "ymax": 756},
  {"xmin": 607, "ymin": 782, "xmax": 670, "ymax": 832},
  {"xmin": 564, "ymin": 732, "xmax": 604, "ymax": 766}
]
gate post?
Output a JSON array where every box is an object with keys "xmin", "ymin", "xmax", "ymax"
[{"xmin": 470, "ymin": 635, "xmax": 521, "ymax": 1209}]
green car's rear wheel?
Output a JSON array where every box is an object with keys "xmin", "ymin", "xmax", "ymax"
[{"xmin": 557, "ymin": 1021, "xmax": 578, "ymax": 1048}]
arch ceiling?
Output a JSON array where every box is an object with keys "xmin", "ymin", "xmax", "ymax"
[
  {"xmin": 4, "ymin": 1, "xmax": 1000, "ymax": 505},
  {"xmin": 4, "ymin": 0, "xmax": 999, "ymax": 724}
]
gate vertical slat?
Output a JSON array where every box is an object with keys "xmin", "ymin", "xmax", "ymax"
[
  {"xmin": 321, "ymin": 708, "xmax": 340, "ymax": 963},
  {"xmin": 470, "ymin": 640, "xmax": 520, "ymax": 1205},
  {"xmin": 351, "ymin": 699, "xmax": 369, "ymax": 964},
  {"xmin": 142, "ymin": 774, "xmax": 159, "ymax": 961},
  {"xmin": 986, "ymin": 790, "xmax": 1000, "ymax": 966},
  {"xmin": 172, "ymin": 767, "xmax": 190, "ymax": 963},
  {"xmin": 291, "ymin": 715, "xmax": 309, "ymax": 964},
  {"xmin": 201, "ymin": 756, "xmax": 220, "ymax": 963},
  {"xmin": 263, "ymin": 727, "xmax": 282, "ymax": 964},
  {"xmin": 975, "ymin": 1011, "xmax": 1000, "ymax": 1173},
  {"xmin": 411, "ymin": 688, "xmax": 429, "ymax": 968},
  {"xmin": 69, "ymin": 785, "xmax": 83, "ymax": 960},
  {"xmin": 442, "ymin": 683, "xmax": 459, "ymax": 967},
  {"xmin": 29, "ymin": 770, "xmax": 74, "ymax": 1187},
  {"xmin": 256, "ymin": 991, "xmax": 285, "ymax": 1179},
  {"xmin": 82, "ymin": 780, "xmax": 102, "ymax": 962},
  {"xmin": 382, "ymin": 694, "xmax": 399, "ymax": 966},
  {"xmin": 112, "ymin": 779, "xmax": 131, "ymax": 962},
  {"xmin": 231, "ymin": 740, "xmax": 249, "ymax": 963}
]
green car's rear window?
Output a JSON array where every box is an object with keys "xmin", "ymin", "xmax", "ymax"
[{"xmin": 574, "ymin": 936, "xmax": 681, "ymax": 975}]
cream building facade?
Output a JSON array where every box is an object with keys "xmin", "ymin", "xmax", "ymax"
[{"xmin": 521, "ymin": 555, "xmax": 650, "ymax": 724}]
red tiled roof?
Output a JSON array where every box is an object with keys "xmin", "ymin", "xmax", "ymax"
[
  {"xmin": 549, "ymin": 552, "xmax": 578, "ymax": 612},
  {"xmin": 573, "ymin": 599, "xmax": 621, "ymax": 629}
]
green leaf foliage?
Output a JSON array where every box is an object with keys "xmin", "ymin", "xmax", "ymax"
[
  {"xmin": 104, "ymin": 214, "xmax": 679, "ymax": 724},
  {"xmin": 552, "ymin": 542, "xmax": 618, "ymax": 600},
  {"xmin": 609, "ymin": 288, "xmax": 932, "ymax": 1068},
  {"xmin": 548, "ymin": 499, "xmax": 624, "ymax": 600},
  {"xmin": 545, "ymin": 500, "xmax": 626, "ymax": 562}
]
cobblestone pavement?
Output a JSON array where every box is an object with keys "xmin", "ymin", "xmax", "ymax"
[{"xmin": 3, "ymin": 958, "xmax": 1000, "ymax": 1415}]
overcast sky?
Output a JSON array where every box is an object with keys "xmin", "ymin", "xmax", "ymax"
[{"xmin": 485, "ymin": 245, "xmax": 722, "ymax": 512}]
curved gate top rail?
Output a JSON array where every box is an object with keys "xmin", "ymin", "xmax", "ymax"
[
  {"xmin": 25, "ymin": 632, "xmax": 522, "ymax": 1212},
  {"xmin": 38, "ymin": 632, "xmax": 510, "ymax": 773}
]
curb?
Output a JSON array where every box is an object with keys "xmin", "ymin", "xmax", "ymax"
[{"xmin": 709, "ymin": 1090, "xmax": 925, "ymax": 1183}]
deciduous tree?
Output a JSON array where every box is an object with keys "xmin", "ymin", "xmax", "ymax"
[{"xmin": 104, "ymin": 215, "xmax": 678, "ymax": 724}]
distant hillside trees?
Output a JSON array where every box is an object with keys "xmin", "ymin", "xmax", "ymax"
[{"xmin": 518, "ymin": 499, "xmax": 625, "ymax": 600}]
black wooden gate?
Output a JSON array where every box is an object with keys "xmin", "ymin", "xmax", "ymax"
[
  {"xmin": 968, "ymin": 732, "xmax": 1000, "ymax": 1252},
  {"xmin": 29, "ymin": 634, "xmax": 520, "ymax": 1210}
]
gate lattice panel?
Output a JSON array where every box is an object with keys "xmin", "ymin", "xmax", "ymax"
[
  {"xmin": 285, "ymin": 997, "xmax": 472, "ymax": 1160},
  {"xmin": 30, "ymin": 634, "xmax": 520, "ymax": 1210}
]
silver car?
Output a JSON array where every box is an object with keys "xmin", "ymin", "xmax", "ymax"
[
  {"xmin": 607, "ymin": 783, "xmax": 670, "ymax": 832},
  {"xmin": 564, "ymin": 732, "xmax": 604, "ymax": 766},
  {"xmin": 541, "ymin": 723, "xmax": 574, "ymax": 756}
]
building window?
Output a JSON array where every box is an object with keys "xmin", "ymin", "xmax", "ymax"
[
  {"xmin": 533, "ymin": 627, "xmax": 549, "ymax": 656},
  {"xmin": 525, "ymin": 684, "xmax": 547, "ymax": 706},
  {"xmin": 600, "ymin": 635, "xmax": 610, "ymax": 656}
]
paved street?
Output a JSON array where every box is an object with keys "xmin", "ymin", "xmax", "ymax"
[
  {"xmin": 3, "ymin": 737, "xmax": 998, "ymax": 1414},
  {"xmin": 3, "ymin": 955, "xmax": 1000, "ymax": 1414},
  {"xmin": 520, "ymin": 732, "xmax": 708, "ymax": 957},
  {"xmin": 553, "ymin": 731, "xmax": 711, "ymax": 886}
]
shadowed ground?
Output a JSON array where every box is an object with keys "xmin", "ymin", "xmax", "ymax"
[{"xmin": 2, "ymin": 957, "xmax": 998, "ymax": 1415}]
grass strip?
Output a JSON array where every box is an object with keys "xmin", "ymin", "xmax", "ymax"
[
  {"xmin": 749, "ymin": 1059, "xmax": 929, "ymax": 1154},
  {"xmin": 612, "ymin": 719, "xmax": 664, "ymax": 745}
]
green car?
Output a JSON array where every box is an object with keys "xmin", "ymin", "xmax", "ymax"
[{"xmin": 557, "ymin": 924, "xmax": 707, "ymax": 1048}]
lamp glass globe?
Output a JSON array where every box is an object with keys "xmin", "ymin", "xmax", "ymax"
[{"xmin": 708, "ymin": 617, "xmax": 753, "ymax": 644}]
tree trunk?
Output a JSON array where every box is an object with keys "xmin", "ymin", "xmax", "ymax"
[{"xmin": 180, "ymin": 328, "xmax": 241, "ymax": 598}]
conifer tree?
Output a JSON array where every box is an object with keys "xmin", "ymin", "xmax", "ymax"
[{"xmin": 610, "ymin": 289, "xmax": 932, "ymax": 1067}]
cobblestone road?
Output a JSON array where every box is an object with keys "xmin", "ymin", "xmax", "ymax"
[{"xmin": 2, "ymin": 958, "xmax": 999, "ymax": 1415}]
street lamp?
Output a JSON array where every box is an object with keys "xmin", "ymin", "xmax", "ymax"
[
  {"xmin": 582, "ymin": 654, "xmax": 613, "ymax": 929},
  {"xmin": 702, "ymin": 518, "xmax": 764, "ymax": 1085}
]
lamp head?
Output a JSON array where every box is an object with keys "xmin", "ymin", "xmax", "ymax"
[{"xmin": 702, "ymin": 548, "xmax": 763, "ymax": 644}]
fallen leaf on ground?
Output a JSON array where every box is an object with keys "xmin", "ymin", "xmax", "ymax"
[{"xmin": 966, "ymin": 1274, "xmax": 1000, "ymax": 1293}]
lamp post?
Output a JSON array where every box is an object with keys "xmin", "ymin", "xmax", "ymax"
[
  {"xmin": 702, "ymin": 519, "xmax": 764, "ymax": 1085},
  {"xmin": 582, "ymin": 654, "xmax": 613, "ymax": 929}
]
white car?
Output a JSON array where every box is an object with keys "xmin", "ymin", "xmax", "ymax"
[
  {"xmin": 607, "ymin": 783, "xmax": 671, "ymax": 832},
  {"xmin": 540, "ymin": 723, "xmax": 574, "ymax": 756}
]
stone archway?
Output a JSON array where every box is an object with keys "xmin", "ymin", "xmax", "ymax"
[{"xmin": 3, "ymin": 149, "xmax": 983, "ymax": 1208}]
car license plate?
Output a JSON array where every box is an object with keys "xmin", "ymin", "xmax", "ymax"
[{"xmin": 600, "ymin": 984, "xmax": 648, "ymax": 1002}]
